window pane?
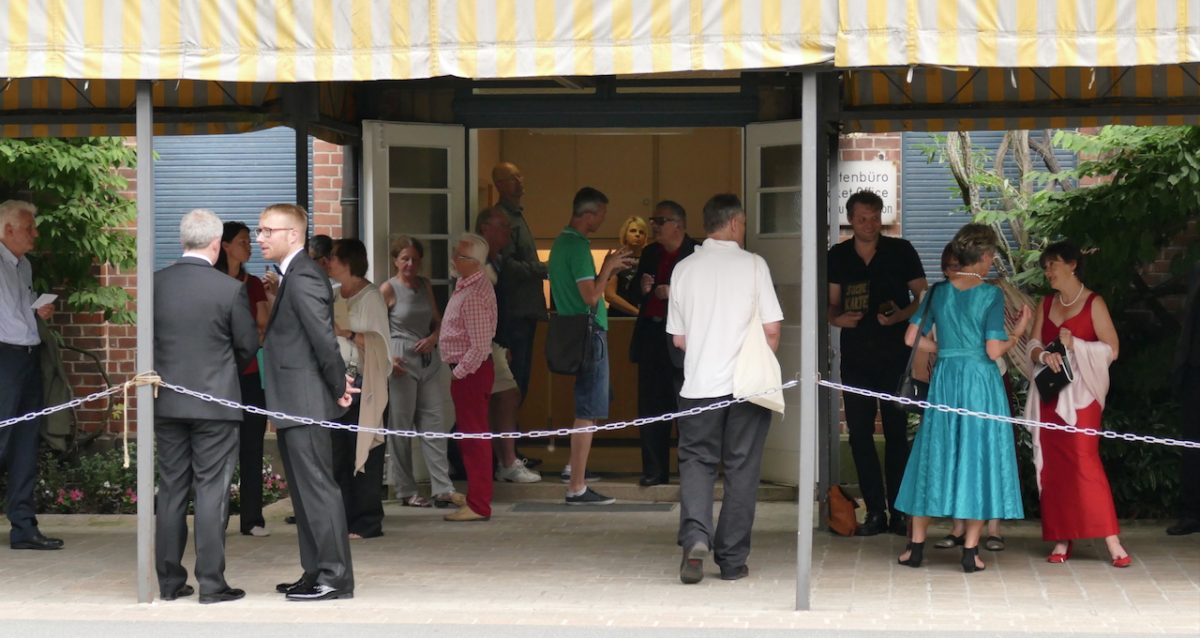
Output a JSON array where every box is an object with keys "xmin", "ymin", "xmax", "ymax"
[
  {"xmin": 389, "ymin": 147, "xmax": 448, "ymax": 189},
  {"xmin": 431, "ymin": 284, "xmax": 450, "ymax": 311},
  {"xmin": 760, "ymin": 144, "xmax": 802, "ymax": 188},
  {"xmin": 760, "ymin": 191, "xmax": 802, "ymax": 234},
  {"xmin": 427, "ymin": 239, "xmax": 449, "ymax": 281},
  {"xmin": 389, "ymin": 193, "xmax": 448, "ymax": 235}
]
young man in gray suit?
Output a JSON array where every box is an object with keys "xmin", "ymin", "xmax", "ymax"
[
  {"xmin": 256, "ymin": 203, "xmax": 357, "ymax": 601},
  {"xmin": 153, "ymin": 209, "xmax": 259, "ymax": 603}
]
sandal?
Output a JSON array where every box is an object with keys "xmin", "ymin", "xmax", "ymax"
[
  {"xmin": 401, "ymin": 495, "xmax": 432, "ymax": 508},
  {"xmin": 433, "ymin": 492, "xmax": 466, "ymax": 509},
  {"xmin": 984, "ymin": 535, "xmax": 1006, "ymax": 552},
  {"xmin": 934, "ymin": 534, "xmax": 965, "ymax": 549}
]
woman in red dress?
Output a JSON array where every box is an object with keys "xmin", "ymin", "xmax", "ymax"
[{"xmin": 1027, "ymin": 241, "xmax": 1130, "ymax": 567}]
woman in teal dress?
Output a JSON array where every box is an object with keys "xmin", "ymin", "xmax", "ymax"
[{"xmin": 894, "ymin": 224, "xmax": 1030, "ymax": 573}]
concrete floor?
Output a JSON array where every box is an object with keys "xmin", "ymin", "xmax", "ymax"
[{"xmin": 1, "ymin": 494, "xmax": 1197, "ymax": 635}]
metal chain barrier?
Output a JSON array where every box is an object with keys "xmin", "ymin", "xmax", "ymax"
[{"xmin": 817, "ymin": 378, "xmax": 1200, "ymax": 450}]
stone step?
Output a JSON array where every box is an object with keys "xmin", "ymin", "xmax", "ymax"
[{"xmin": 489, "ymin": 478, "xmax": 797, "ymax": 503}]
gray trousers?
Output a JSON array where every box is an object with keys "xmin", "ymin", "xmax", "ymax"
[
  {"xmin": 386, "ymin": 361, "xmax": 453, "ymax": 498},
  {"xmin": 676, "ymin": 396, "xmax": 771, "ymax": 571},
  {"xmin": 154, "ymin": 418, "xmax": 239, "ymax": 596},
  {"xmin": 277, "ymin": 424, "xmax": 354, "ymax": 591}
]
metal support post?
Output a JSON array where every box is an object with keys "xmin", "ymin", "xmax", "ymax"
[{"xmin": 134, "ymin": 80, "xmax": 156, "ymax": 604}]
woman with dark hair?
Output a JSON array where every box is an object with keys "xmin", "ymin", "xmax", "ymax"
[
  {"xmin": 1025, "ymin": 241, "xmax": 1129, "ymax": 567},
  {"xmin": 214, "ymin": 221, "xmax": 271, "ymax": 537},
  {"xmin": 327, "ymin": 238, "xmax": 392, "ymax": 539},
  {"xmin": 893, "ymin": 223, "xmax": 1029, "ymax": 573}
]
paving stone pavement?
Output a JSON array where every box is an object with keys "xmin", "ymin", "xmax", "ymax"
[{"xmin": 1, "ymin": 497, "xmax": 1197, "ymax": 634}]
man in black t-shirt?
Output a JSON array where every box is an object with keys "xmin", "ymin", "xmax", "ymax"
[{"xmin": 827, "ymin": 191, "xmax": 927, "ymax": 537}]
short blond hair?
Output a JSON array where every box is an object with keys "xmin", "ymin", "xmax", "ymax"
[{"xmin": 261, "ymin": 203, "xmax": 308, "ymax": 231}]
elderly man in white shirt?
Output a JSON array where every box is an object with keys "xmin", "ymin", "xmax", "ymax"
[
  {"xmin": 666, "ymin": 194, "xmax": 783, "ymax": 585},
  {"xmin": 0, "ymin": 200, "xmax": 64, "ymax": 551}
]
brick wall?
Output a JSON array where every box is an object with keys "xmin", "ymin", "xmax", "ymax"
[
  {"xmin": 836, "ymin": 133, "xmax": 903, "ymax": 241},
  {"xmin": 52, "ymin": 145, "xmax": 347, "ymax": 435}
]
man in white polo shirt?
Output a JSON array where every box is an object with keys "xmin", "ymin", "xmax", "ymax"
[{"xmin": 666, "ymin": 193, "xmax": 783, "ymax": 584}]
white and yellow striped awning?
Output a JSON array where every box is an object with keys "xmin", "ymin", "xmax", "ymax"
[
  {"xmin": 1, "ymin": 1, "xmax": 1199, "ymax": 138},
  {"xmin": 0, "ymin": 1, "xmax": 836, "ymax": 82},
  {"xmin": 836, "ymin": 0, "xmax": 1200, "ymax": 68}
]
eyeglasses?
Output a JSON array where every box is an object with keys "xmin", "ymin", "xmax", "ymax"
[
  {"xmin": 254, "ymin": 226, "xmax": 294, "ymax": 238},
  {"xmin": 452, "ymin": 253, "xmax": 477, "ymax": 262},
  {"xmin": 648, "ymin": 216, "xmax": 680, "ymax": 225}
]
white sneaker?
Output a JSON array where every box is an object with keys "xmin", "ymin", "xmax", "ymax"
[
  {"xmin": 495, "ymin": 459, "xmax": 542, "ymax": 483},
  {"xmin": 248, "ymin": 526, "xmax": 270, "ymax": 537}
]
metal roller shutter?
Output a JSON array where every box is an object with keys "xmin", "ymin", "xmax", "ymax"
[
  {"xmin": 152, "ymin": 126, "xmax": 314, "ymax": 273},
  {"xmin": 900, "ymin": 131, "xmax": 1076, "ymax": 281}
]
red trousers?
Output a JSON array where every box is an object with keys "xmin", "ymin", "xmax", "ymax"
[{"xmin": 450, "ymin": 358, "xmax": 494, "ymax": 517}]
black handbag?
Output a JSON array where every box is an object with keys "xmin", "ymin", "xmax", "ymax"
[
  {"xmin": 545, "ymin": 311, "xmax": 594, "ymax": 375},
  {"xmin": 894, "ymin": 283, "xmax": 941, "ymax": 414},
  {"xmin": 1035, "ymin": 338, "xmax": 1074, "ymax": 399}
]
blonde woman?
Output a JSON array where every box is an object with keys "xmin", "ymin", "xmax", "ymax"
[{"xmin": 606, "ymin": 215, "xmax": 649, "ymax": 317}]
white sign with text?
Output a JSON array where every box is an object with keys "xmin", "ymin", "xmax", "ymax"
[{"xmin": 836, "ymin": 160, "xmax": 898, "ymax": 225}]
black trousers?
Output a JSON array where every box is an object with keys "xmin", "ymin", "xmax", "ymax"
[
  {"xmin": 637, "ymin": 320, "xmax": 682, "ymax": 480},
  {"xmin": 330, "ymin": 401, "xmax": 385, "ymax": 538},
  {"xmin": 277, "ymin": 423, "xmax": 354, "ymax": 590},
  {"xmin": 0, "ymin": 344, "xmax": 44, "ymax": 543},
  {"xmin": 1179, "ymin": 367, "xmax": 1200, "ymax": 519},
  {"xmin": 237, "ymin": 372, "xmax": 267, "ymax": 533},
  {"xmin": 676, "ymin": 396, "xmax": 771, "ymax": 571},
  {"xmin": 154, "ymin": 418, "xmax": 239, "ymax": 596},
  {"xmin": 841, "ymin": 349, "xmax": 911, "ymax": 517}
]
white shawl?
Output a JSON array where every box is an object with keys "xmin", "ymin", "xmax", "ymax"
[
  {"xmin": 1024, "ymin": 337, "xmax": 1113, "ymax": 491},
  {"xmin": 334, "ymin": 283, "xmax": 393, "ymax": 474}
]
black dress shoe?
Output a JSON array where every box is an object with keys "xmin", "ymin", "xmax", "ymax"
[
  {"xmin": 1166, "ymin": 517, "xmax": 1200, "ymax": 536},
  {"xmin": 639, "ymin": 475, "xmax": 668, "ymax": 487},
  {"xmin": 888, "ymin": 512, "xmax": 909, "ymax": 536},
  {"xmin": 719, "ymin": 565, "xmax": 750, "ymax": 581},
  {"xmin": 285, "ymin": 583, "xmax": 353, "ymax": 601},
  {"xmin": 161, "ymin": 584, "xmax": 195, "ymax": 601},
  {"xmin": 10, "ymin": 531, "xmax": 64, "ymax": 550},
  {"xmin": 855, "ymin": 511, "xmax": 888, "ymax": 537},
  {"xmin": 199, "ymin": 587, "xmax": 245, "ymax": 604},
  {"xmin": 276, "ymin": 576, "xmax": 315, "ymax": 594}
]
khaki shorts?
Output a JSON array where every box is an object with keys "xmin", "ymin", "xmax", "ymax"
[{"xmin": 491, "ymin": 343, "xmax": 519, "ymax": 395}]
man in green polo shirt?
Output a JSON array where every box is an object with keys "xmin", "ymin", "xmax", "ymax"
[{"xmin": 548, "ymin": 187, "xmax": 633, "ymax": 505}]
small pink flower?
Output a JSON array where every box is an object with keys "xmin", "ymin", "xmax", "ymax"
[{"xmin": 70, "ymin": 488, "xmax": 84, "ymax": 501}]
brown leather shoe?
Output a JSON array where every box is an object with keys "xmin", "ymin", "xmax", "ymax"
[
  {"xmin": 433, "ymin": 492, "xmax": 466, "ymax": 509},
  {"xmin": 443, "ymin": 506, "xmax": 489, "ymax": 522}
]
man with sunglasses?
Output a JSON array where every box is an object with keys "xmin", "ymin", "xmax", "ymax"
[{"xmin": 629, "ymin": 201, "xmax": 699, "ymax": 487}]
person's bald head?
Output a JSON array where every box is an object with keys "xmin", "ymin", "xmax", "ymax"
[{"xmin": 491, "ymin": 162, "xmax": 524, "ymax": 202}]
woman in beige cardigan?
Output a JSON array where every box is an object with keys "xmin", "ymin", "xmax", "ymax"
[{"xmin": 327, "ymin": 238, "xmax": 392, "ymax": 539}]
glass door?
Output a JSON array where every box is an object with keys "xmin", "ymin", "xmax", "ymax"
[
  {"xmin": 362, "ymin": 121, "xmax": 466, "ymax": 306},
  {"xmin": 745, "ymin": 119, "xmax": 804, "ymax": 486}
]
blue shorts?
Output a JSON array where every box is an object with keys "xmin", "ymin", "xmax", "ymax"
[{"xmin": 573, "ymin": 329, "xmax": 610, "ymax": 420}]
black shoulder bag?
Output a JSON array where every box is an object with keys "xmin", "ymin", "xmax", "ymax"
[
  {"xmin": 545, "ymin": 309, "xmax": 595, "ymax": 376},
  {"xmin": 895, "ymin": 283, "xmax": 940, "ymax": 414}
]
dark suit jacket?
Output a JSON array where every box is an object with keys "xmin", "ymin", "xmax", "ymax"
[
  {"xmin": 153, "ymin": 256, "xmax": 259, "ymax": 421},
  {"xmin": 1174, "ymin": 262, "xmax": 1200, "ymax": 396},
  {"xmin": 628, "ymin": 236, "xmax": 699, "ymax": 364},
  {"xmin": 262, "ymin": 251, "xmax": 347, "ymax": 428}
]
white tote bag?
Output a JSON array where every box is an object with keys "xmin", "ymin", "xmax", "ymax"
[{"xmin": 733, "ymin": 255, "xmax": 785, "ymax": 414}]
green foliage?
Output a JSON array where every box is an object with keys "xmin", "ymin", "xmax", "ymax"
[
  {"xmin": 0, "ymin": 137, "xmax": 138, "ymax": 323},
  {"xmin": 0, "ymin": 443, "xmax": 289, "ymax": 515},
  {"xmin": 1040, "ymin": 126, "xmax": 1200, "ymax": 313}
]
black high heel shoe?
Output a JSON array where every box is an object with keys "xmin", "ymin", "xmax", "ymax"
[
  {"xmin": 961, "ymin": 546, "xmax": 986, "ymax": 573},
  {"xmin": 898, "ymin": 541, "xmax": 925, "ymax": 568}
]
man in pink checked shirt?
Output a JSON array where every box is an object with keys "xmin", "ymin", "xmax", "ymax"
[{"xmin": 438, "ymin": 233, "xmax": 498, "ymax": 522}]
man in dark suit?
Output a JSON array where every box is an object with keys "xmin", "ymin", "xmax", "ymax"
[
  {"xmin": 629, "ymin": 200, "xmax": 699, "ymax": 487},
  {"xmin": 154, "ymin": 209, "xmax": 259, "ymax": 603},
  {"xmin": 256, "ymin": 203, "xmax": 356, "ymax": 601}
]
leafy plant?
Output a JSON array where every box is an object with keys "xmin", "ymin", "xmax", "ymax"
[
  {"xmin": 0, "ymin": 443, "xmax": 288, "ymax": 515},
  {"xmin": 0, "ymin": 137, "xmax": 138, "ymax": 323}
]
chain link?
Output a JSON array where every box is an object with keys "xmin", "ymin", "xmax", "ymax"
[
  {"xmin": 0, "ymin": 385, "xmax": 127, "ymax": 429},
  {"xmin": 817, "ymin": 379, "xmax": 1200, "ymax": 450}
]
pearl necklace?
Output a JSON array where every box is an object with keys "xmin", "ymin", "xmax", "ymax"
[
  {"xmin": 953, "ymin": 271, "xmax": 983, "ymax": 280},
  {"xmin": 1058, "ymin": 284, "xmax": 1085, "ymax": 307}
]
